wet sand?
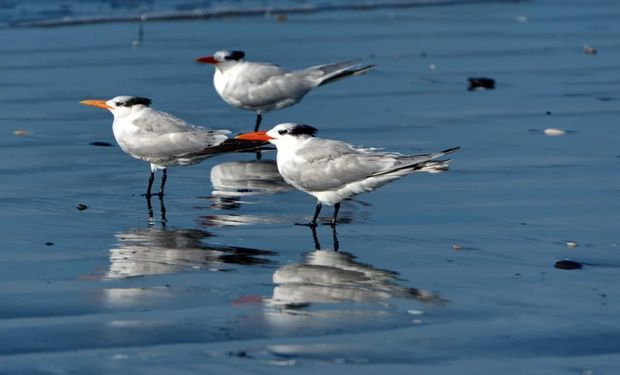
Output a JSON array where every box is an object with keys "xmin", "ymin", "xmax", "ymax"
[{"xmin": 1, "ymin": 0, "xmax": 619, "ymax": 373}]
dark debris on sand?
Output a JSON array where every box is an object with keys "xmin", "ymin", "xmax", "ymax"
[
  {"xmin": 468, "ymin": 77, "xmax": 495, "ymax": 91},
  {"xmin": 554, "ymin": 260, "xmax": 583, "ymax": 270}
]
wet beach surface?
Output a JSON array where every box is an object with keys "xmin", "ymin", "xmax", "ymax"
[{"xmin": 1, "ymin": 0, "xmax": 619, "ymax": 373}]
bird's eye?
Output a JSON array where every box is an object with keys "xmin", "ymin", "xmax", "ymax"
[
  {"xmin": 278, "ymin": 129, "xmax": 288, "ymax": 135},
  {"xmin": 115, "ymin": 102, "xmax": 122, "ymax": 107}
]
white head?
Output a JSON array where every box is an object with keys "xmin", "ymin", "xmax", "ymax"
[
  {"xmin": 80, "ymin": 95, "xmax": 152, "ymax": 119},
  {"xmin": 195, "ymin": 50, "xmax": 246, "ymax": 71},
  {"xmin": 266, "ymin": 123, "xmax": 318, "ymax": 142},
  {"xmin": 235, "ymin": 123, "xmax": 318, "ymax": 147}
]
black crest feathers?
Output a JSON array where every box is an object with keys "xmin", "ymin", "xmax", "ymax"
[
  {"xmin": 289, "ymin": 124, "xmax": 318, "ymax": 137},
  {"xmin": 227, "ymin": 51, "xmax": 245, "ymax": 61},
  {"xmin": 121, "ymin": 97, "xmax": 152, "ymax": 107}
]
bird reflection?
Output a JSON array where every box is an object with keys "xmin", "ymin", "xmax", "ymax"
[
  {"xmin": 146, "ymin": 195, "xmax": 167, "ymax": 226},
  {"xmin": 266, "ymin": 227, "xmax": 443, "ymax": 309},
  {"xmin": 209, "ymin": 159, "xmax": 291, "ymax": 210},
  {"xmin": 106, "ymin": 197, "xmax": 277, "ymax": 279},
  {"xmin": 200, "ymin": 159, "xmax": 292, "ymax": 226}
]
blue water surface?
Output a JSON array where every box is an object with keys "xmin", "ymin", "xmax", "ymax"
[{"xmin": 0, "ymin": 0, "xmax": 619, "ymax": 373}]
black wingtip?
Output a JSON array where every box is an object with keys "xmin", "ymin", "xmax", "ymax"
[
  {"xmin": 184, "ymin": 138, "xmax": 271, "ymax": 158},
  {"xmin": 441, "ymin": 146, "xmax": 461, "ymax": 155},
  {"xmin": 318, "ymin": 63, "xmax": 375, "ymax": 86}
]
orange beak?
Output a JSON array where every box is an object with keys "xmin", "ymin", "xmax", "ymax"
[
  {"xmin": 195, "ymin": 56, "xmax": 219, "ymax": 64},
  {"xmin": 80, "ymin": 99, "xmax": 112, "ymax": 110},
  {"xmin": 235, "ymin": 131, "xmax": 273, "ymax": 142}
]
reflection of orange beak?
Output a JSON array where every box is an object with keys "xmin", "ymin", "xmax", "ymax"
[
  {"xmin": 80, "ymin": 99, "xmax": 112, "ymax": 110},
  {"xmin": 235, "ymin": 131, "xmax": 273, "ymax": 142},
  {"xmin": 195, "ymin": 56, "xmax": 219, "ymax": 64}
]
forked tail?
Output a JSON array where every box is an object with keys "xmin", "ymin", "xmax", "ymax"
[
  {"xmin": 313, "ymin": 60, "xmax": 376, "ymax": 86},
  {"xmin": 370, "ymin": 147, "xmax": 461, "ymax": 177}
]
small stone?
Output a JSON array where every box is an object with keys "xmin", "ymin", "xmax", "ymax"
[
  {"xmin": 566, "ymin": 241, "xmax": 578, "ymax": 248},
  {"xmin": 228, "ymin": 350, "xmax": 251, "ymax": 358},
  {"xmin": 451, "ymin": 244, "xmax": 462, "ymax": 250},
  {"xmin": 13, "ymin": 130, "xmax": 31, "ymax": 137},
  {"xmin": 583, "ymin": 45, "xmax": 597, "ymax": 55},
  {"xmin": 468, "ymin": 77, "xmax": 495, "ymax": 91},
  {"xmin": 275, "ymin": 13, "xmax": 287, "ymax": 22},
  {"xmin": 89, "ymin": 141, "xmax": 113, "ymax": 147},
  {"xmin": 554, "ymin": 260, "xmax": 583, "ymax": 270},
  {"xmin": 45, "ymin": 242, "xmax": 54, "ymax": 246},
  {"xmin": 544, "ymin": 128, "xmax": 566, "ymax": 136},
  {"xmin": 515, "ymin": 15, "xmax": 529, "ymax": 23},
  {"xmin": 76, "ymin": 203, "xmax": 88, "ymax": 211},
  {"xmin": 545, "ymin": 111, "xmax": 552, "ymax": 115},
  {"xmin": 429, "ymin": 64, "xmax": 437, "ymax": 70}
]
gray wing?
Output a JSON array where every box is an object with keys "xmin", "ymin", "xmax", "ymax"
[
  {"xmin": 226, "ymin": 62, "xmax": 314, "ymax": 109},
  {"xmin": 234, "ymin": 62, "xmax": 288, "ymax": 86},
  {"xmin": 132, "ymin": 108, "xmax": 200, "ymax": 134},
  {"xmin": 121, "ymin": 109, "xmax": 230, "ymax": 161},
  {"xmin": 279, "ymin": 139, "xmax": 399, "ymax": 191}
]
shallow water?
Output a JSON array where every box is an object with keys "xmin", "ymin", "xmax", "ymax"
[{"xmin": 1, "ymin": 0, "xmax": 620, "ymax": 373}]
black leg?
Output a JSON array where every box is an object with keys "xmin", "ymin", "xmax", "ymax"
[
  {"xmin": 144, "ymin": 171, "xmax": 155, "ymax": 197},
  {"xmin": 254, "ymin": 113, "xmax": 262, "ymax": 131},
  {"xmin": 330, "ymin": 203, "xmax": 341, "ymax": 226},
  {"xmin": 254, "ymin": 113, "xmax": 263, "ymax": 160},
  {"xmin": 158, "ymin": 168, "xmax": 167, "ymax": 197},
  {"xmin": 310, "ymin": 202, "xmax": 322, "ymax": 226},
  {"xmin": 295, "ymin": 202, "xmax": 322, "ymax": 227},
  {"xmin": 254, "ymin": 114, "xmax": 263, "ymax": 159}
]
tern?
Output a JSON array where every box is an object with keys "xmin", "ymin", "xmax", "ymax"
[
  {"xmin": 196, "ymin": 50, "xmax": 375, "ymax": 131},
  {"xmin": 80, "ymin": 95, "xmax": 263, "ymax": 197},
  {"xmin": 236, "ymin": 123, "xmax": 460, "ymax": 226}
]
